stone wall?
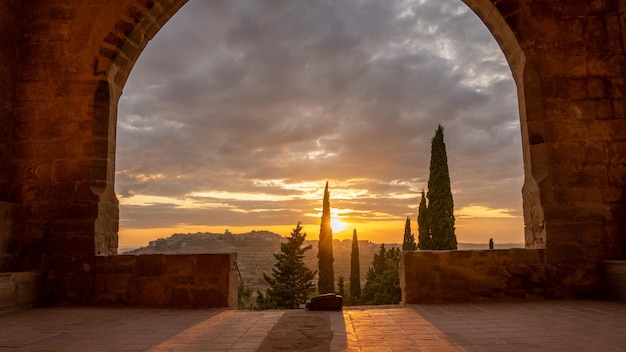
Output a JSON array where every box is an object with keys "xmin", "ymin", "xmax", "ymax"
[
  {"xmin": 0, "ymin": 272, "xmax": 43, "ymax": 310},
  {"xmin": 0, "ymin": 0, "xmax": 17, "ymax": 202},
  {"xmin": 0, "ymin": 1, "xmax": 18, "ymax": 272},
  {"xmin": 0, "ymin": 202, "xmax": 16, "ymax": 271},
  {"xmin": 500, "ymin": 0, "xmax": 626, "ymax": 298},
  {"xmin": 93, "ymin": 253, "xmax": 238, "ymax": 308},
  {"xmin": 401, "ymin": 249, "xmax": 547, "ymax": 303}
]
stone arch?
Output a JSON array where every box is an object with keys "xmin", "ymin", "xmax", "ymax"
[
  {"xmin": 520, "ymin": 63, "xmax": 548, "ymax": 249},
  {"xmin": 10, "ymin": 0, "xmax": 626, "ymax": 307},
  {"xmin": 93, "ymin": 0, "xmax": 189, "ymax": 255},
  {"xmin": 4, "ymin": 0, "xmax": 616, "ymax": 304},
  {"xmin": 460, "ymin": 1, "xmax": 548, "ymax": 250}
]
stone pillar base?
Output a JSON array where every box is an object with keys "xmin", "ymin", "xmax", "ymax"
[{"xmin": 604, "ymin": 260, "xmax": 626, "ymax": 300}]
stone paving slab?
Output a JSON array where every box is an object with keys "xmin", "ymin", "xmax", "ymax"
[
  {"xmin": 258, "ymin": 310, "xmax": 332, "ymax": 351},
  {"xmin": 0, "ymin": 307, "xmax": 283, "ymax": 351},
  {"xmin": 1, "ymin": 301, "xmax": 625, "ymax": 351},
  {"xmin": 333, "ymin": 301, "xmax": 626, "ymax": 351}
]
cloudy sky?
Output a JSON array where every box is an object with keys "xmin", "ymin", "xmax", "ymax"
[{"xmin": 116, "ymin": 0, "xmax": 524, "ymax": 248}]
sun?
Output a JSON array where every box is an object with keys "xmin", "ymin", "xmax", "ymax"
[{"xmin": 331, "ymin": 218, "xmax": 349, "ymax": 233}]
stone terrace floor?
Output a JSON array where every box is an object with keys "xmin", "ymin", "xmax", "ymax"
[{"xmin": 1, "ymin": 301, "xmax": 625, "ymax": 351}]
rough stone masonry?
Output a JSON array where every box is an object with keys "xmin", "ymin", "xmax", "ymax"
[{"xmin": 0, "ymin": 0, "xmax": 625, "ymax": 306}]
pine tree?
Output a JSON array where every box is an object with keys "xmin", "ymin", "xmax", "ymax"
[
  {"xmin": 402, "ymin": 216, "xmax": 417, "ymax": 250},
  {"xmin": 317, "ymin": 181, "xmax": 335, "ymax": 293},
  {"xmin": 422, "ymin": 125, "xmax": 457, "ymax": 250},
  {"xmin": 263, "ymin": 222, "xmax": 317, "ymax": 309},
  {"xmin": 349, "ymin": 229, "xmax": 361, "ymax": 302}
]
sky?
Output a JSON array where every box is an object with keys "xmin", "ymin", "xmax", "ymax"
[{"xmin": 116, "ymin": 0, "xmax": 524, "ymax": 249}]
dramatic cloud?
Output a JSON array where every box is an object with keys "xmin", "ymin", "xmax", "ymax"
[{"xmin": 116, "ymin": 0, "xmax": 524, "ymax": 246}]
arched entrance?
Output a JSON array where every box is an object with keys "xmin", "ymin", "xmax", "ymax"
[{"xmin": 3, "ymin": 0, "xmax": 625, "ymax": 304}]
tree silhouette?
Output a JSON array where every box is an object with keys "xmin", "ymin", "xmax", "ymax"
[
  {"xmin": 361, "ymin": 245, "xmax": 401, "ymax": 305},
  {"xmin": 402, "ymin": 216, "xmax": 417, "ymax": 250},
  {"xmin": 417, "ymin": 190, "xmax": 430, "ymax": 249},
  {"xmin": 349, "ymin": 229, "xmax": 361, "ymax": 302},
  {"xmin": 263, "ymin": 222, "xmax": 317, "ymax": 308},
  {"xmin": 418, "ymin": 125, "xmax": 457, "ymax": 250},
  {"xmin": 317, "ymin": 181, "xmax": 335, "ymax": 293}
]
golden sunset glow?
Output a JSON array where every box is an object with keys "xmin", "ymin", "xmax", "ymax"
[
  {"xmin": 115, "ymin": 0, "xmax": 526, "ymax": 251},
  {"xmin": 331, "ymin": 218, "xmax": 350, "ymax": 233}
]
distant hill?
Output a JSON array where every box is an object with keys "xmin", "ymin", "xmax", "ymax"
[{"xmin": 122, "ymin": 231, "xmax": 522, "ymax": 291}]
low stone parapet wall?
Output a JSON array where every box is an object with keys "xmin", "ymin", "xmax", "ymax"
[
  {"xmin": 401, "ymin": 249, "xmax": 546, "ymax": 303},
  {"xmin": 0, "ymin": 272, "xmax": 43, "ymax": 310},
  {"xmin": 94, "ymin": 253, "xmax": 238, "ymax": 308}
]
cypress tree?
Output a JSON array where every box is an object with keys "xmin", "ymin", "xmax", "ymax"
[
  {"xmin": 337, "ymin": 276, "xmax": 346, "ymax": 298},
  {"xmin": 317, "ymin": 181, "xmax": 335, "ymax": 293},
  {"xmin": 425, "ymin": 125, "xmax": 457, "ymax": 250},
  {"xmin": 417, "ymin": 190, "xmax": 431, "ymax": 249},
  {"xmin": 349, "ymin": 229, "xmax": 361, "ymax": 301},
  {"xmin": 402, "ymin": 216, "xmax": 417, "ymax": 250}
]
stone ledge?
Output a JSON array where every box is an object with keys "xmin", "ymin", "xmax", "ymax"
[
  {"xmin": 93, "ymin": 253, "xmax": 238, "ymax": 308},
  {"xmin": 400, "ymin": 249, "xmax": 547, "ymax": 303},
  {"xmin": 0, "ymin": 271, "xmax": 44, "ymax": 311}
]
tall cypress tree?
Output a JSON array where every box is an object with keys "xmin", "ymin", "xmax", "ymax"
[
  {"xmin": 349, "ymin": 229, "xmax": 361, "ymax": 301},
  {"xmin": 426, "ymin": 125, "xmax": 457, "ymax": 250},
  {"xmin": 417, "ymin": 190, "xmax": 431, "ymax": 249},
  {"xmin": 402, "ymin": 216, "xmax": 417, "ymax": 250},
  {"xmin": 317, "ymin": 181, "xmax": 335, "ymax": 293}
]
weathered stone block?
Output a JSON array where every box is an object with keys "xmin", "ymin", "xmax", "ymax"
[
  {"xmin": 583, "ymin": 143, "xmax": 610, "ymax": 164},
  {"xmin": 133, "ymin": 254, "xmax": 164, "ymax": 276},
  {"xmin": 552, "ymin": 164, "xmax": 609, "ymax": 188},
  {"xmin": 401, "ymin": 249, "xmax": 546, "ymax": 303},
  {"xmin": 16, "ymin": 280, "xmax": 39, "ymax": 305},
  {"xmin": 596, "ymin": 100, "xmax": 613, "ymax": 119},
  {"xmin": 93, "ymin": 254, "xmax": 236, "ymax": 308},
  {"xmin": 546, "ymin": 243, "xmax": 587, "ymax": 264},
  {"xmin": 507, "ymin": 263, "xmax": 533, "ymax": 276},
  {"xmin": 169, "ymin": 275, "xmax": 196, "ymax": 285},
  {"xmin": 127, "ymin": 277, "xmax": 168, "ymax": 306},
  {"xmin": 0, "ymin": 282, "xmax": 15, "ymax": 308},
  {"xmin": 164, "ymin": 254, "xmax": 196, "ymax": 276},
  {"xmin": 554, "ymin": 187, "xmax": 604, "ymax": 203},
  {"xmin": 95, "ymin": 255, "xmax": 135, "ymax": 273},
  {"xmin": 170, "ymin": 287, "xmax": 191, "ymax": 307},
  {"xmin": 604, "ymin": 260, "xmax": 626, "ymax": 300},
  {"xmin": 95, "ymin": 273, "xmax": 130, "ymax": 295},
  {"xmin": 587, "ymin": 78, "xmax": 606, "ymax": 98}
]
